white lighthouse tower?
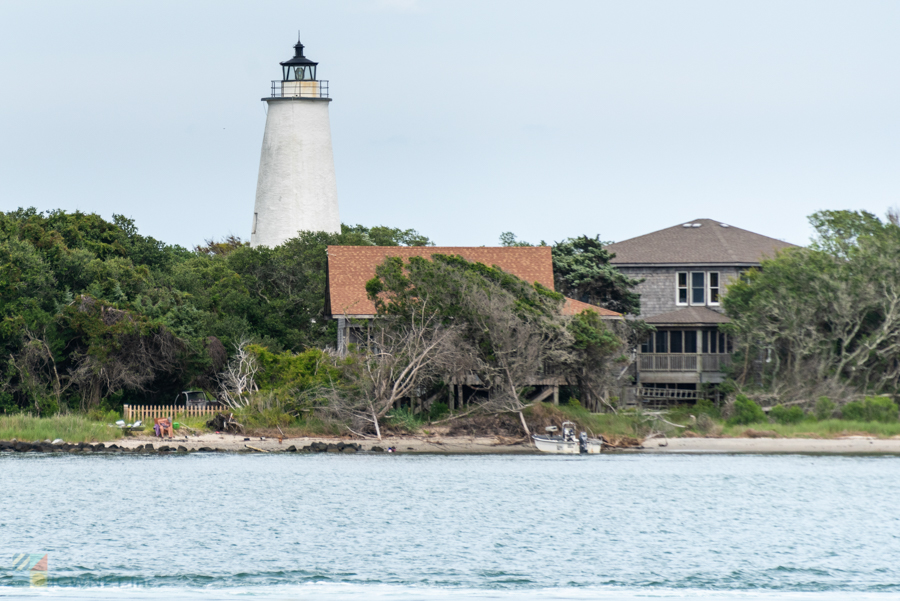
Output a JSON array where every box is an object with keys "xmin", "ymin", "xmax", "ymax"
[{"xmin": 250, "ymin": 38, "xmax": 340, "ymax": 247}]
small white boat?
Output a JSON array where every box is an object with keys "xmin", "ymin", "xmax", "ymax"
[{"xmin": 532, "ymin": 422, "xmax": 603, "ymax": 454}]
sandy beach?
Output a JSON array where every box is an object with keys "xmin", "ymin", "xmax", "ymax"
[
  {"xmin": 112, "ymin": 433, "xmax": 900, "ymax": 454},
  {"xmin": 639, "ymin": 436, "xmax": 900, "ymax": 454}
]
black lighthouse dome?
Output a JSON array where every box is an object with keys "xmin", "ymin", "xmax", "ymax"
[{"xmin": 281, "ymin": 40, "xmax": 318, "ymax": 81}]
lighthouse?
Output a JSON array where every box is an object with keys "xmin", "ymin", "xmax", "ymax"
[{"xmin": 250, "ymin": 38, "xmax": 340, "ymax": 247}]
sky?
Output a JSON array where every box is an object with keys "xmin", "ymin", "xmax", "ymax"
[{"xmin": 1, "ymin": 0, "xmax": 898, "ymax": 249}]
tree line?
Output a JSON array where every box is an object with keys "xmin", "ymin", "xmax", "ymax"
[{"xmin": 0, "ymin": 208, "xmax": 637, "ymax": 418}]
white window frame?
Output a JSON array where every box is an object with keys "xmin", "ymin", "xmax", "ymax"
[
  {"xmin": 676, "ymin": 272, "xmax": 688, "ymax": 306},
  {"xmin": 690, "ymin": 271, "xmax": 705, "ymax": 306},
  {"xmin": 708, "ymin": 272, "xmax": 720, "ymax": 306}
]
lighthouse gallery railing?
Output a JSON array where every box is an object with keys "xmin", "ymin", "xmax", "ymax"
[{"xmin": 269, "ymin": 80, "xmax": 330, "ymax": 99}]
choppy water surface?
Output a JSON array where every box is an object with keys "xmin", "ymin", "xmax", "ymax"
[{"xmin": 1, "ymin": 453, "xmax": 899, "ymax": 600}]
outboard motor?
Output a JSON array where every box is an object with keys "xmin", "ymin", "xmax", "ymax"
[{"xmin": 579, "ymin": 431, "xmax": 588, "ymax": 454}]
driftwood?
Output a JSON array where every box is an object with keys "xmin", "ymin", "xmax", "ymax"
[
  {"xmin": 244, "ymin": 444, "xmax": 269, "ymax": 453},
  {"xmin": 206, "ymin": 412, "xmax": 244, "ymax": 434}
]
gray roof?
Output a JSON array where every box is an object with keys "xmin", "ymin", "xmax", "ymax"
[
  {"xmin": 606, "ymin": 219, "xmax": 796, "ymax": 265},
  {"xmin": 644, "ymin": 306, "xmax": 731, "ymax": 326}
]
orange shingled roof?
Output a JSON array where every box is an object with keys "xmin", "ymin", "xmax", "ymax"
[
  {"xmin": 327, "ymin": 246, "xmax": 554, "ymax": 317},
  {"xmin": 561, "ymin": 297, "xmax": 623, "ymax": 319}
]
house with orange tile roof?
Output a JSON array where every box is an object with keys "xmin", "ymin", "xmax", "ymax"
[{"xmin": 325, "ymin": 245, "xmax": 620, "ymax": 356}]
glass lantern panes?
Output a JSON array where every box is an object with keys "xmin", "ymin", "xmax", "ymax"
[{"xmin": 283, "ymin": 64, "xmax": 316, "ymax": 81}]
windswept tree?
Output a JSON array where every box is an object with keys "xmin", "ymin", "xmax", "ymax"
[
  {"xmin": 367, "ymin": 254, "xmax": 575, "ymax": 410},
  {"xmin": 724, "ymin": 209, "xmax": 900, "ymax": 400},
  {"xmin": 63, "ymin": 295, "xmax": 183, "ymax": 410},
  {"xmin": 500, "ymin": 232, "xmax": 642, "ymax": 315},
  {"xmin": 551, "ymin": 235, "xmax": 642, "ymax": 315},
  {"xmin": 325, "ymin": 254, "xmax": 625, "ymax": 436},
  {"xmin": 323, "ymin": 306, "xmax": 468, "ymax": 438}
]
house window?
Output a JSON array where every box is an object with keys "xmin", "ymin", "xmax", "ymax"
[
  {"xmin": 684, "ymin": 330, "xmax": 698, "ymax": 353},
  {"xmin": 677, "ymin": 272, "xmax": 688, "ymax": 305},
  {"xmin": 709, "ymin": 272, "xmax": 720, "ymax": 304},
  {"xmin": 702, "ymin": 329, "xmax": 715, "ymax": 353},
  {"xmin": 655, "ymin": 331, "xmax": 668, "ymax": 353},
  {"xmin": 670, "ymin": 331, "xmax": 683, "ymax": 353},
  {"xmin": 691, "ymin": 272, "xmax": 705, "ymax": 304},
  {"xmin": 700, "ymin": 329, "xmax": 730, "ymax": 353}
]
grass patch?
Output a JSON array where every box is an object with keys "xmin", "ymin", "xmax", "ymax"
[
  {"xmin": 525, "ymin": 403, "xmax": 649, "ymax": 440},
  {"xmin": 0, "ymin": 414, "xmax": 124, "ymax": 443},
  {"xmin": 533, "ymin": 403, "xmax": 900, "ymax": 440},
  {"xmin": 722, "ymin": 419, "xmax": 900, "ymax": 438},
  {"xmin": 385, "ymin": 408, "xmax": 429, "ymax": 433}
]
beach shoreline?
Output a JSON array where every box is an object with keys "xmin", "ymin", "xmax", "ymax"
[
  {"xmin": 110, "ymin": 433, "xmax": 900, "ymax": 455},
  {"xmin": 6, "ymin": 433, "xmax": 900, "ymax": 455}
]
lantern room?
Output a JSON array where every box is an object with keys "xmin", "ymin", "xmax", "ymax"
[
  {"xmin": 272, "ymin": 39, "xmax": 328, "ymax": 98},
  {"xmin": 281, "ymin": 41, "xmax": 317, "ymax": 81}
]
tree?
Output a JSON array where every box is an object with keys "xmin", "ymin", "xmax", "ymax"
[
  {"xmin": 724, "ymin": 209, "xmax": 900, "ymax": 400},
  {"xmin": 323, "ymin": 306, "xmax": 466, "ymax": 438},
  {"xmin": 361, "ymin": 254, "xmax": 624, "ymax": 417},
  {"xmin": 63, "ymin": 295, "xmax": 183, "ymax": 410},
  {"xmin": 499, "ymin": 232, "xmax": 642, "ymax": 315},
  {"xmin": 567, "ymin": 309, "xmax": 625, "ymax": 411},
  {"xmin": 194, "ymin": 234, "xmax": 248, "ymax": 256},
  {"xmin": 499, "ymin": 232, "xmax": 539, "ymax": 247},
  {"xmin": 808, "ymin": 209, "xmax": 886, "ymax": 259},
  {"xmin": 0, "ymin": 206, "xmax": 442, "ymax": 413},
  {"xmin": 8, "ymin": 329, "xmax": 68, "ymax": 415},
  {"xmin": 341, "ymin": 224, "xmax": 432, "ymax": 246},
  {"xmin": 216, "ymin": 338, "xmax": 260, "ymax": 409},
  {"xmin": 551, "ymin": 235, "xmax": 642, "ymax": 315}
]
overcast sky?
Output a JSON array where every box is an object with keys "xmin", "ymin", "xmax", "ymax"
[{"xmin": 1, "ymin": 0, "xmax": 898, "ymax": 249}]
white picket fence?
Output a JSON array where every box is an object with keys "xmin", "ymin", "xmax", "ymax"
[{"xmin": 123, "ymin": 404, "xmax": 226, "ymax": 422}]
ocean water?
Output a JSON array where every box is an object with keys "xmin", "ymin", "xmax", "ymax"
[{"xmin": 1, "ymin": 453, "xmax": 899, "ymax": 600}]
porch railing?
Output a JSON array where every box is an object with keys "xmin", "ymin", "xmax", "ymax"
[
  {"xmin": 635, "ymin": 387, "xmax": 700, "ymax": 400},
  {"xmin": 639, "ymin": 353, "xmax": 731, "ymax": 373}
]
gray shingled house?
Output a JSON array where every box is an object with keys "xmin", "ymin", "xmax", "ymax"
[{"xmin": 605, "ymin": 219, "xmax": 796, "ymax": 401}]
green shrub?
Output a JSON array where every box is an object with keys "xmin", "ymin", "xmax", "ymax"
[
  {"xmin": 428, "ymin": 401, "xmax": 449, "ymax": 421},
  {"xmin": 566, "ymin": 398, "xmax": 582, "ymax": 409},
  {"xmin": 717, "ymin": 380, "xmax": 737, "ymax": 397},
  {"xmin": 87, "ymin": 408, "xmax": 121, "ymax": 423},
  {"xmin": 727, "ymin": 394, "xmax": 767, "ymax": 426},
  {"xmin": 841, "ymin": 401, "xmax": 864, "ymax": 421},
  {"xmin": 841, "ymin": 397, "xmax": 899, "ymax": 423},
  {"xmin": 386, "ymin": 407, "xmax": 426, "ymax": 432},
  {"xmin": 814, "ymin": 396, "xmax": 836, "ymax": 421},
  {"xmin": 769, "ymin": 404, "xmax": 805, "ymax": 425},
  {"xmin": 249, "ymin": 346, "xmax": 343, "ymax": 394},
  {"xmin": 694, "ymin": 398, "xmax": 720, "ymax": 419}
]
